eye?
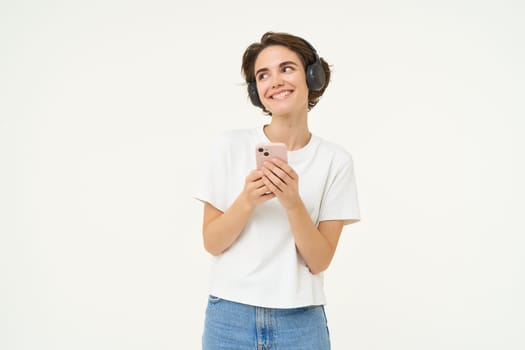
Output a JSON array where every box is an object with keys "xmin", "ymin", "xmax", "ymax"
[
  {"xmin": 283, "ymin": 66, "xmax": 294, "ymax": 73},
  {"xmin": 257, "ymin": 72, "xmax": 269, "ymax": 81}
]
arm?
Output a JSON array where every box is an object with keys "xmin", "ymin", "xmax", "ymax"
[
  {"xmin": 287, "ymin": 205, "xmax": 344, "ymax": 275},
  {"xmin": 202, "ymin": 169, "xmax": 274, "ymax": 256},
  {"xmin": 261, "ymin": 158, "xmax": 346, "ymax": 274}
]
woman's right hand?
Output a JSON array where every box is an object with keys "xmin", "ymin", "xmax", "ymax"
[
  {"xmin": 202, "ymin": 170, "xmax": 275, "ymax": 256},
  {"xmin": 240, "ymin": 170, "xmax": 276, "ymax": 209}
]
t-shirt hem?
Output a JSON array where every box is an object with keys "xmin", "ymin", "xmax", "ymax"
[
  {"xmin": 319, "ymin": 216, "xmax": 361, "ymax": 226},
  {"xmin": 209, "ymin": 290, "xmax": 326, "ymax": 309},
  {"xmin": 193, "ymin": 194, "xmax": 226, "ymax": 213}
]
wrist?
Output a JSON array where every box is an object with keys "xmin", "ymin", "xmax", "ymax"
[
  {"xmin": 284, "ymin": 198, "xmax": 305, "ymax": 213},
  {"xmin": 237, "ymin": 192, "xmax": 256, "ymax": 212}
]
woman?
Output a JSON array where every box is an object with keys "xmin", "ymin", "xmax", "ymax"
[{"xmin": 195, "ymin": 32, "xmax": 360, "ymax": 350}]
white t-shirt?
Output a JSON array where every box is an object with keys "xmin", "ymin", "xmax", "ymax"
[{"xmin": 194, "ymin": 126, "xmax": 360, "ymax": 308}]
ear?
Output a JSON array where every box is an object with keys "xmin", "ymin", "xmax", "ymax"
[{"xmin": 306, "ymin": 62, "xmax": 326, "ymax": 91}]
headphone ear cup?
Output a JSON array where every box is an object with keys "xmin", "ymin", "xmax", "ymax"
[
  {"xmin": 306, "ymin": 61, "xmax": 326, "ymax": 91},
  {"xmin": 248, "ymin": 82, "xmax": 264, "ymax": 108}
]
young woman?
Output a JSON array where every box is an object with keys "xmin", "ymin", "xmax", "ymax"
[{"xmin": 195, "ymin": 32, "xmax": 360, "ymax": 350}]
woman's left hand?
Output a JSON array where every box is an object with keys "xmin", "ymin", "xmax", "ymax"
[{"xmin": 261, "ymin": 158, "xmax": 302, "ymax": 210}]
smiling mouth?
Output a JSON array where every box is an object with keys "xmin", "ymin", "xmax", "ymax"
[{"xmin": 270, "ymin": 90, "xmax": 293, "ymax": 100}]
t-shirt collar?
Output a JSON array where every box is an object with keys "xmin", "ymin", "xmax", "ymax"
[{"xmin": 256, "ymin": 124, "xmax": 319, "ymax": 163}]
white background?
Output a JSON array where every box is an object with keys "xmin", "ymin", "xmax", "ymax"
[{"xmin": 1, "ymin": 0, "xmax": 524, "ymax": 349}]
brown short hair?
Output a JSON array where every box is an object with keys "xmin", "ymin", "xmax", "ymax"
[{"xmin": 241, "ymin": 32, "xmax": 331, "ymax": 114}]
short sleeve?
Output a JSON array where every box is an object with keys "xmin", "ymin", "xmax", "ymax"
[
  {"xmin": 318, "ymin": 156, "xmax": 361, "ymax": 225},
  {"xmin": 193, "ymin": 134, "xmax": 230, "ymax": 212}
]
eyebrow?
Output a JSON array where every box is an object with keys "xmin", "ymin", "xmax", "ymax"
[{"xmin": 255, "ymin": 61, "xmax": 299, "ymax": 78}]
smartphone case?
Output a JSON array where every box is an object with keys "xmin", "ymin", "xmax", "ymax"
[{"xmin": 255, "ymin": 142, "xmax": 288, "ymax": 169}]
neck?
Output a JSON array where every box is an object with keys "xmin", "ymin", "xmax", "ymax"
[{"xmin": 264, "ymin": 112, "xmax": 311, "ymax": 151}]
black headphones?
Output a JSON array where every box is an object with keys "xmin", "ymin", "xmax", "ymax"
[{"xmin": 247, "ymin": 39, "xmax": 326, "ymax": 108}]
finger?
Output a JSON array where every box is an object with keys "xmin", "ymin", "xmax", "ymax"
[
  {"xmin": 268, "ymin": 159, "xmax": 297, "ymax": 180},
  {"xmin": 250, "ymin": 176, "xmax": 273, "ymax": 191},
  {"xmin": 254, "ymin": 178, "xmax": 269, "ymax": 189},
  {"xmin": 255, "ymin": 185, "xmax": 273, "ymax": 197},
  {"xmin": 262, "ymin": 174, "xmax": 283, "ymax": 193},
  {"xmin": 247, "ymin": 170, "xmax": 264, "ymax": 182},
  {"xmin": 260, "ymin": 192, "xmax": 276, "ymax": 201},
  {"xmin": 264, "ymin": 162, "xmax": 290, "ymax": 184}
]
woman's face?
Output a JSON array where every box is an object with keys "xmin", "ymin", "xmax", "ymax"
[{"xmin": 254, "ymin": 45, "xmax": 309, "ymax": 117}]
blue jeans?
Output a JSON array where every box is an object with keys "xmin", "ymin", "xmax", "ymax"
[{"xmin": 202, "ymin": 295, "xmax": 331, "ymax": 350}]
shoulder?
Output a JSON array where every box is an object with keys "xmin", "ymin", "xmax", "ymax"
[{"xmin": 315, "ymin": 136, "xmax": 355, "ymax": 167}]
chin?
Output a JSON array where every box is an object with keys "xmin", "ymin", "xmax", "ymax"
[
  {"xmin": 270, "ymin": 104, "xmax": 308, "ymax": 117},
  {"xmin": 266, "ymin": 102, "xmax": 295, "ymax": 114},
  {"xmin": 270, "ymin": 109, "xmax": 298, "ymax": 118}
]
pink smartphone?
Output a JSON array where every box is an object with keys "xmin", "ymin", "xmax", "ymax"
[{"xmin": 255, "ymin": 142, "xmax": 288, "ymax": 169}]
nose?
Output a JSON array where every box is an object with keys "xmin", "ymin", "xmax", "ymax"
[{"xmin": 271, "ymin": 74, "xmax": 284, "ymax": 88}]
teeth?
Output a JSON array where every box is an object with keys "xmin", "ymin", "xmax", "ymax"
[{"xmin": 271, "ymin": 91, "xmax": 291, "ymax": 99}]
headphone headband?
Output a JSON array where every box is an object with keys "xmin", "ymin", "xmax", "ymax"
[{"xmin": 301, "ymin": 38, "xmax": 321, "ymax": 65}]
